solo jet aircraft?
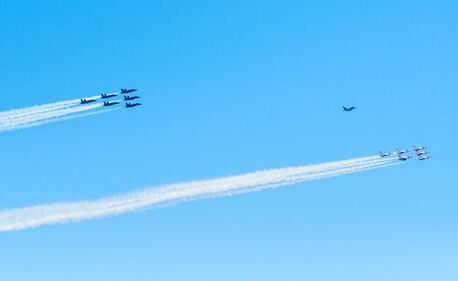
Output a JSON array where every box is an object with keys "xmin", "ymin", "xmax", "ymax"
[
  {"xmin": 101, "ymin": 93, "xmax": 117, "ymax": 99},
  {"xmin": 413, "ymin": 145, "xmax": 427, "ymax": 151},
  {"xmin": 342, "ymin": 106, "xmax": 356, "ymax": 112},
  {"xmin": 124, "ymin": 95, "xmax": 140, "ymax": 101},
  {"xmin": 121, "ymin": 88, "xmax": 137, "ymax": 94},
  {"xmin": 379, "ymin": 151, "xmax": 391, "ymax": 157},
  {"xmin": 125, "ymin": 102, "xmax": 141, "ymax": 108},
  {"xmin": 418, "ymin": 155, "xmax": 431, "ymax": 161},
  {"xmin": 416, "ymin": 150, "xmax": 429, "ymax": 156},
  {"xmin": 103, "ymin": 101, "xmax": 119, "ymax": 106},
  {"xmin": 398, "ymin": 155, "xmax": 412, "ymax": 161},
  {"xmin": 80, "ymin": 98, "xmax": 96, "ymax": 104}
]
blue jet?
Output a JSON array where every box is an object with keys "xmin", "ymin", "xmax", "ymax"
[
  {"xmin": 121, "ymin": 88, "xmax": 137, "ymax": 94},
  {"xmin": 80, "ymin": 98, "xmax": 96, "ymax": 104},
  {"xmin": 125, "ymin": 102, "xmax": 142, "ymax": 108},
  {"xmin": 342, "ymin": 106, "xmax": 356, "ymax": 112},
  {"xmin": 101, "ymin": 93, "xmax": 117, "ymax": 99},
  {"xmin": 103, "ymin": 101, "xmax": 119, "ymax": 106},
  {"xmin": 124, "ymin": 95, "xmax": 140, "ymax": 101}
]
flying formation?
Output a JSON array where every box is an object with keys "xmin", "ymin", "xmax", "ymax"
[
  {"xmin": 79, "ymin": 88, "xmax": 142, "ymax": 109},
  {"xmin": 81, "ymin": 91, "xmax": 432, "ymax": 163},
  {"xmin": 379, "ymin": 145, "xmax": 431, "ymax": 161}
]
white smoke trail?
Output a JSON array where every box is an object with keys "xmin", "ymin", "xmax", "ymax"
[
  {"xmin": 0, "ymin": 156, "xmax": 399, "ymax": 232},
  {"xmin": 0, "ymin": 101, "xmax": 120, "ymax": 132},
  {"xmin": 0, "ymin": 95, "xmax": 100, "ymax": 120},
  {"xmin": 3, "ymin": 107, "xmax": 121, "ymax": 132}
]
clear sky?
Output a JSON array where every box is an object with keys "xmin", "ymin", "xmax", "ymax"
[{"xmin": 0, "ymin": 1, "xmax": 457, "ymax": 280}]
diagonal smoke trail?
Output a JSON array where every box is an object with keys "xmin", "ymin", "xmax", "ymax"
[
  {"xmin": 0, "ymin": 95, "xmax": 100, "ymax": 120},
  {"xmin": 0, "ymin": 155, "xmax": 399, "ymax": 232},
  {"xmin": 3, "ymin": 107, "xmax": 121, "ymax": 132},
  {"xmin": 0, "ymin": 101, "xmax": 119, "ymax": 132}
]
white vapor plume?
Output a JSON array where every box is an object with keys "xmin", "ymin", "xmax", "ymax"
[
  {"xmin": 0, "ymin": 155, "xmax": 400, "ymax": 232},
  {"xmin": 4, "ymin": 107, "xmax": 121, "ymax": 132},
  {"xmin": 0, "ymin": 98, "xmax": 119, "ymax": 132},
  {"xmin": 0, "ymin": 95, "xmax": 100, "ymax": 120}
]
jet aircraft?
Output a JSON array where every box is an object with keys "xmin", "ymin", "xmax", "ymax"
[
  {"xmin": 342, "ymin": 106, "xmax": 356, "ymax": 112},
  {"xmin": 398, "ymin": 155, "xmax": 412, "ymax": 161},
  {"xmin": 121, "ymin": 88, "xmax": 137, "ymax": 94},
  {"xmin": 418, "ymin": 155, "xmax": 431, "ymax": 161},
  {"xmin": 396, "ymin": 148, "xmax": 409, "ymax": 154},
  {"xmin": 124, "ymin": 95, "xmax": 140, "ymax": 101},
  {"xmin": 80, "ymin": 98, "xmax": 96, "ymax": 104},
  {"xmin": 379, "ymin": 151, "xmax": 391, "ymax": 157},
  {"xmin": 125, "ymin": 102, "xmax": 142, "ymax": 108},
  {"xmin": 412, "ymin": 145, "xmax": 427, "ymax": 151},
  {"xmin": 103, "ymin": 101, "xmax": 119, "ymax": 106},
  {"xmin": 416, "ymin": 150, "xmax": 429, "ymax": 156},
  {"xmin": 101, "ymin": 93, "xmax": 117, "ymax": 99}
]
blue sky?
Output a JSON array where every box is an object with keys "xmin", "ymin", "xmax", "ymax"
[{"xmin": 0, "ymin": 1, "xmax": 457, "ymax": 280}]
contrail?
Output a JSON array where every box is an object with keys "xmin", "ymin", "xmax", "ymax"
[
  {"xmin": 0, "ymin": 95, "xmax": 100, "ymax": 120},
  {"xmin": 0, "ymin": 103, "xmax": 102, "ymax": 132},
  {"xmin": 0, "ymin": 155, "xmax": 400, "ymax": 232},
  {"xmin": 0, "ymin": 100, "xmax": 120, "ymax": 132},
  {"xmin": 3, "ymin": 107, "xmax": 121, "ymax": 132}
]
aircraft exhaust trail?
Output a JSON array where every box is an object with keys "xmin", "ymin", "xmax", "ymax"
[
  {"xmin": 0, "ymin": 97, "xmax": 120, "ymax": 132},
  {"xmin": 0, "ymin": 95, "xmax": 100, "ymax": 120},
  {"xmin": 0, "ymin": 155, "xmax": 400, "ymax": 233},
  {"xmin": 4, "ymin": 107, "xmax": 121, "ymax": 132}
]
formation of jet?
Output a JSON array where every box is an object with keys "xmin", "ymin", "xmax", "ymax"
[
  {"xmin": 101, "ymin": 93, "xmax": 117, "ymax": 99},
  {"xmin": 124, "ymin": 95, "xmax": 140, "ymax": 101},
  {"xmin": 121, "ymin": 88, "xmax": 137, "ymax": 94},
  {"xmin": 80, "ymin": 98, "xmax": 96, "ymax": 104},
  {"xmin": 126, "ymin": 102, "xmax": 142, "ymax": 108},
  {"xmin": 103, "ymin": 101, "xmax": 119, "ymax": 106},
  {"xmin": 379, "ymin": 146, "xmax": 431, "ymax": 161},
  {"xmin": 79, "ymin": 88, "xmax": 143, "ymax": 108},
  {"xmin": 98, "ymin": 88, "xmax": 142, "ymax": 108},
  {"xmin": 342, "ymin": 106, "xmax": 356, "ymax": 112}
]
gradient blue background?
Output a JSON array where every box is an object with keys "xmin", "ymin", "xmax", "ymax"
[{"xmin": 0, "ymin": 1, "xmax": 457, "ymax": 280}]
